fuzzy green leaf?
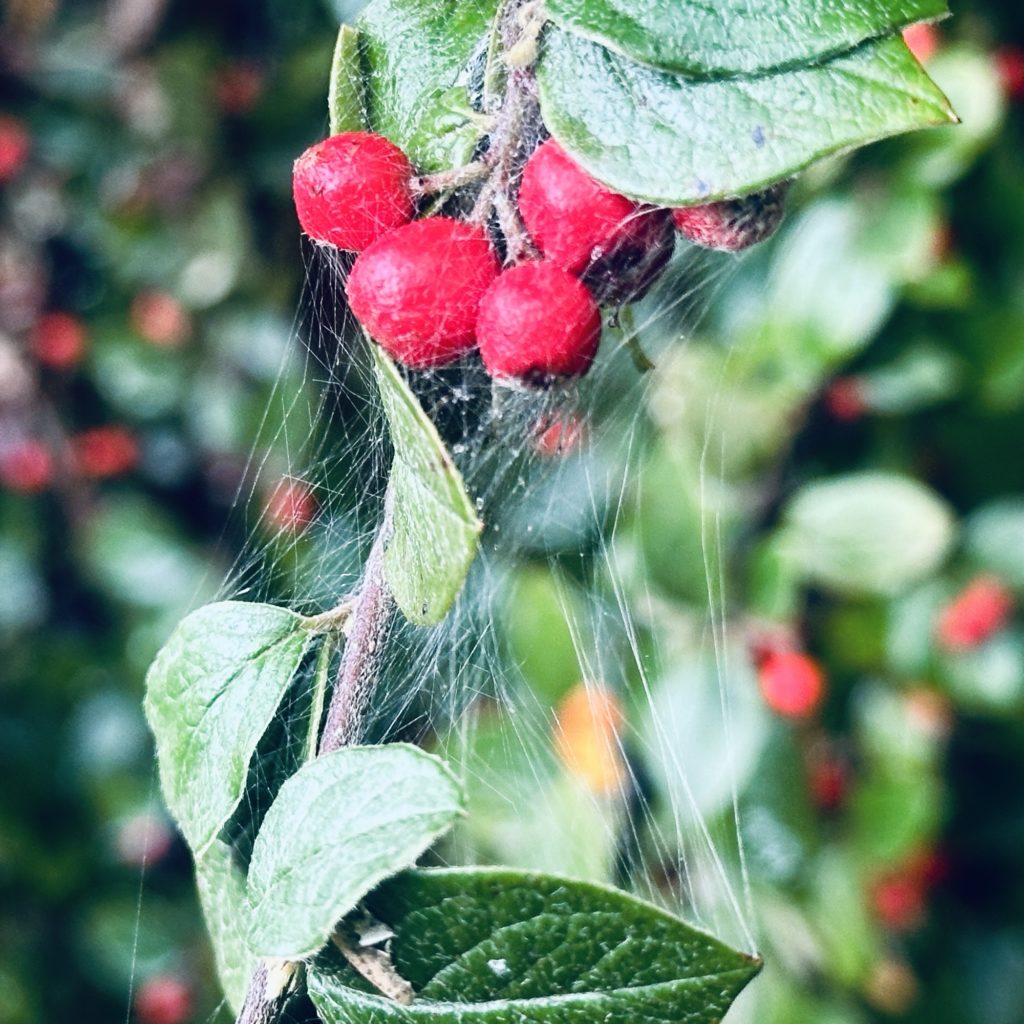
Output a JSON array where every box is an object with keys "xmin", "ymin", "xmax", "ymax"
[
  {"xmin": 330, "ymin": 25, "xmax": 368, "ymax": 133},
  {"xmin": 538, "ymin": 31, "xmax": 956, "ymax": 206},
  {"xmin": 546, "ymin": 0, "xmax": 947, "ymax": 75},
  {"xmin": 246, "ymin": 745, "xmax": 465, "ymax": 959},
  {"xmin": 373, "ymin": 346, "xmax": 482, "ymax": 626},
  {"xmin": 308, "ymin": 868, "xmax": 761, "ymax": 1024},
  {"xmin": 357, "ymin": 0, "xmax": 497, "ymax": 171},
  {"xmin": 144, "ymin": 601, "xmax": 313, "ymax": 855}
]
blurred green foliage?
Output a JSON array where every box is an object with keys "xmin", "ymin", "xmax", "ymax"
[{"xmin": 3, "ymin": 2, "xmax": 1024, "ymax": 1024}]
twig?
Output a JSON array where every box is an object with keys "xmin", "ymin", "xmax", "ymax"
[{"xmin": 236, "ymin": 961, "xmax": 300, "ymax": 1024}]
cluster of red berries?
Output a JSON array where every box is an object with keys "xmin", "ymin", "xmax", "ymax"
[
  {"xmin": 0, "ymin": 427, "xmax": 139, "ymax": 495},
  {"xmin": 293, "ymin": 132, "xmax": 784, "ymax": 383}
]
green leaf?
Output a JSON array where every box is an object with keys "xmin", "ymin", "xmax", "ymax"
[
  {"xmin": 358, "ymin": 0, "xmax": 497, "ymax": 171},
  {"xmin": 195, "ymin": 840, "xmax": 256, "ymax": 1014},
  {"xmin": 537, "ymin": 32, "xmax": 955, "ymax": 206},
  {"xmin": 330, "ymin": 25, "xmax": 368, "ymax": 133},
  {"xmin": 546, "ymin": 0, "xmax": 946, "ymax": 75},
  {"xmin": 373, "ymin": 346, "xmax": 482, "ymax": 626},
  {"xmin": 779, "ymin": 473, "xmax": 955, "ymax": 597},
  {"xmin": 308, "ymin": 868, "xmax": 760, "ymax": 1023},
  {"xmin": 144, "ymin": 601, "xmax": 313, "ymax": 855},
  {"xmin": 246, "ymin": 745, "xmax": 464, "ymax": 958}
]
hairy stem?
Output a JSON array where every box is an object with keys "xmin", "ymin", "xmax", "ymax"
[{"xmin": 236, "ymin": 961, "xmax": 300, "ymax": 1024}]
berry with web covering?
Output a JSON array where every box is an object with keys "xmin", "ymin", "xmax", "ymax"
[{"xmin": 673, "ymin": 183, "xmax": 790, "ymax": 252}]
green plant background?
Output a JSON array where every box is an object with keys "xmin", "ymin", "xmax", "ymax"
[{"xmin": 3, "ymin": 1, "xmax": 1024, "ymax": 1022}]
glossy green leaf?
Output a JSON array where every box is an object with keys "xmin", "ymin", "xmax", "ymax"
[
  {"xmin": 779, "ymin": 473, "xmax": 955, "ymax": 596},
  {"xmin": 246, "ymin": 745, "xmax": 464, "ymax": 958},
  {"xmin": 538, "ymin": 32, "xmax": 955, "ymax": 205},
  {"xmin": 357, "ymin": 0, "xmax": 497, "ymax": 171},
  {"xmin": 373, "ymin": 346, "xmax": 482, "ymax": 626},
  {"xmin": 195, "ymin": 840, "xmax": 255, "ymax": 1014},
  {"xmin": 546, "ymin": 0, "xmax": 946, "ymax": 75},
  {"xmin": 308, "ymin": 867, "xmax": 761, "ymax": 1024},
  {"xmin": 330, "ymin": 25, "xmax": 368, "ymax": 134},
  {"xmin": 144, "ymin": 601, "xmax": 313, "ymax": 855}
]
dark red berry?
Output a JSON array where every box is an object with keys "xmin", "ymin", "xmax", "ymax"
[
  {"xmin": 936, "ymin": 576, "xmax": 1013, "ymax": 650},
  {"xmin": 870, "ymin": 872, "xmax": 926, "ymax": 932},
  {"xmin": 347, "ymin": 217, "xmax": 499, "ymax": 368},
  {"xmin": 0, "ymin": 440, "xmax": 53, "ymax": 493},
  {"xmin": 826, "ymin": 377, "xmax": 868, "ymax": 422},
  {"xmin": 997, "ymin": 47, "xmax": 1024, "ymax": 101},
  {"xmin": 293, "ymin": 132, "xmax": 415, "ymax": 251},
  {"xmin": 519, "ymin": 139, "xmax": 651, "ymax": 275},
  {"xmin": 478, "ymin": 262, "xmax": 602, "ymax": 383},
  {"xmin": 582, "ymin": 209, "xmax": 675, "ymax": 306},
  {"xmin": 74, "ymin": 427, "xmax": 139, "ymax": 478},
  {"xmin": 757, "ymin": 649, "xmax": 825, "ymax": 718},
  {"xmin": 32, "ymin": 311, "xmax": 87, "ymax": 369},
  {"xmin": 0, "ymin": 116, "xmax": 30, "ymax": 183},
  {"xmin": 673, "ymin": 182, "xmax": 789, "ymax": 252}
]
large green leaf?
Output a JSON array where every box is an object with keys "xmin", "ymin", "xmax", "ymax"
[
  {"xmin": 195, "ymin": 840, "xmax": 255, "ymax": 1014},
  {"xmin": 144, "ymin": 601, "xmax": 313, "ymax": 855},
  {"xmin": 374, "ymin": 346, "xmax": 482, "ymax": 626},
  {"xmin": 546, "ymin": 0, "xmax": 947, "ymax": 75},
  {"xmin": 779, "ymin": 472, "xmax": 955, "ymax": 596},
  {"xmin": 246, "ymin": 745, "xmax": 464, "ymax": 958},
  {"xmin": 330, "ymin": 24, "xmax": 368, "ymax": 134},
  {"xmin": 357, "ymin": 0, "xmax": 497, "ymax": 171},
  {"xmin": 538, "ymin": 31, "xmax": 955, "ymax": 205},
  {"xmin": 308, "ymin": 868, "xmax": 760, "ymax": 1024}
]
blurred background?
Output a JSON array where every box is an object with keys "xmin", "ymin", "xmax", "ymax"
[{"xmin": 3, "ymin": 1, "xmax": 1024, "ymax": 1022}]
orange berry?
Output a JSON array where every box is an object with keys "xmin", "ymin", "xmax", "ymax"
[
  {"xmin": 130, "ymin": 291, "xmax": 191, "ymax": 348},
  {"xmin": 554, "ymin": 683, "xmax": 625, "ymax": 795}
]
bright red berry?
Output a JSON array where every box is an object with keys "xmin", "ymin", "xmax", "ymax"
[
  {"xmin": 31, "ymin": 311, "xmax": 87, "ymax": 369},
  {"xmin": 347, "ymin": 217, "xmax": 499, "ymax": 368},
  {"xmin": 997, "ymin": 47, "xmax": 1024, "ymax": 101},
  {"xmin": 74, "ymin": 427, "xmax": 139, "ymax": 479},
  {"xmin": 518, "ymin": 138, "xmax": 653, "ymax": 275},
  {"xmin": 903, "ymin": 22, "xmax": 939, "ymax": 64},
  {"xmin": 131, "ymin": 290, "xmax": 191, "ymax": 348},
  {"xmin": 293, "ymin": 133, "xmax": 415, "ymax": 252},
  {"xmin": 936, "ymin": 575, "xmax": 1013, "ymax": 650},
  {"xmin": 134, "ymin": 974, "xmax": 192, "ymax": 1024},
  {"xmin": 757, "ymin": 649, "xmax": 825, "ymax": 718},
  {"xmin": 0, "ymin": 440, "xmax": 54, "ymax": 493},
  {"xmin": 673, "ymin": 182, "xmax": 789, "ymax": 252},
  {"xmin": 477, "ymin": 262, "xmax": 602, "ymax": 383},
  {"xmin": 0, "ymin": 116, "xmax": 30, "ymax": 183}
]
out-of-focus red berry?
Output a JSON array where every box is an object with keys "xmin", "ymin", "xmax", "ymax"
[
  {"xmin": 134, "ymin": 974, "xmax": 192, "ymax": 1024},
  {"xmin": 74, "ymin": 427, "xmax": 139, "ymax": 479},
  {"xmin": 807, "ymin": 750, "xmax": 848, "ymax": 811},
  {"xmin": 757, "ymin": 649, "xmax": 825, "ymax": 718},
  {"xmin": 131, "ymin": 291, "xmax": 191, "ymax": 348},
  {"xmin": 265, "ymin": 479, "xmax": 317, "ymax": 534},
  {"xmin": 533, "ymin": 414, "xmax": 585, "ymax": 458},
  {"xmin": 477, "ymin": 262, "xmax": 602, "ymax": 383},
  {"xmin": 116, "ymin": 813, "xmax": 175, "ymax": 867},
  {"xmin": 996, "ymin": 47, "xmax": 1024, "ymax": 101},
  {"xmin": 0, "ymin": 439, "xmax": 54, "ymax": 493},
  {"xmin": 903, "ymin": 22, "xmax": 940, "ymax": 64},
  {"xmin": 936, "ymin": 575, "xmax": 1014, "ymax": 650},
  {"xmin": 293, "ymin": 133, "xmax": 415, "ymax": 252},
  {"xmin": 871, "ymin": 871, "xmax": 927, "ymax": 932},
  {"xmin": 0, "ymin": 116, "xmax": 30, "ymax": 183},
  {"xmin": 31, "ymin": 311, "xmax": 87, "ymax": 369},
  {"xmin": 826, "ymin": 377, "xmax": 868, "ymax": 422},
  {"xmin": 347, "ymin": 217, "xmax": 499, "ymax": 368},
  {"xmin": 214, "ymin": 61, "xmax": 264, "ymax": 115}
]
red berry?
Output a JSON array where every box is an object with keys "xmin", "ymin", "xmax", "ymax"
[
  {"xmin": 293, "ymin": 133, "xmax": 415, "ymax": 252},
  {"xmin": 903, "ymin": 22, "xmax": 939, "ymax": 64},
  {"xmin": 518, "ymin": 139, "xmax": 650, "ymax": 275},
  {"xmin": 673, "ymin": 182, "xmax": 789, "ymax": 252},
  {"xmin": 31, "ymin": 311, "xmax": 87, "ymax": 369},
  {"xmin": 0, "ymin": 116, "xmax": 30, "ymax": 183},
  {"xmin": 997, "ymin": 47, "xmax": 1024, "ymax": 101},
  {"xmin": 533, "ymin": 414, "xmax": 585, "ymax": 458},
  {"xmin": 265, "ymin": 479, "xmax": 317, "ymax": 533},
  {"xmin": 131, "ymin": 291, "xmax": 191, "ymax": 348},
  {"xmin": 347, "ymin": 217, "xmax": 499, "ymax": 368},
  {"xmin": 825, "ymin": 377, "xmax": 867, "ymax": 422},
  {"xmin": 134, "ymin": 974, "xmax": 192, "ymax": 1024},
  {"xmin": 477, "ymin": 262, "xmax": 602, "ymax": 383},
  {"xmin": 936, "ymin": 575, "xmax": 1013, "ymax": 650},
  {"xmin": 807, "ymin": 750, "xmax": 848, "ymax": 811},
  {"xmin": 870, "ymin": 872, "xmax": 926, "ymax": 932},
  {"xmin": 115, "ymin": 812, "xmax": 174, "ymax": 867},
  {"xmin": 74, "ymin": 427, "xmax": 139, "ymax": 479},
  {"xmin": 757, "ymin": 649, "xmax": 825, "ymax": 719},
  {"xmin": 214, "ymin": 61, "xmax": 264, "ymax": 115},
  {"xmin": 0, "ymin": 440, "xmax": 53, "ymax": 493},
  {"xmin": 581, "ymin": 209, "xmax": 675, "ymax": 306}
]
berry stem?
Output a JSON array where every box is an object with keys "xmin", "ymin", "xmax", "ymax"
[{"xmin": 411, "ymin": 161, "xmax": 490, "ymax": 197}]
